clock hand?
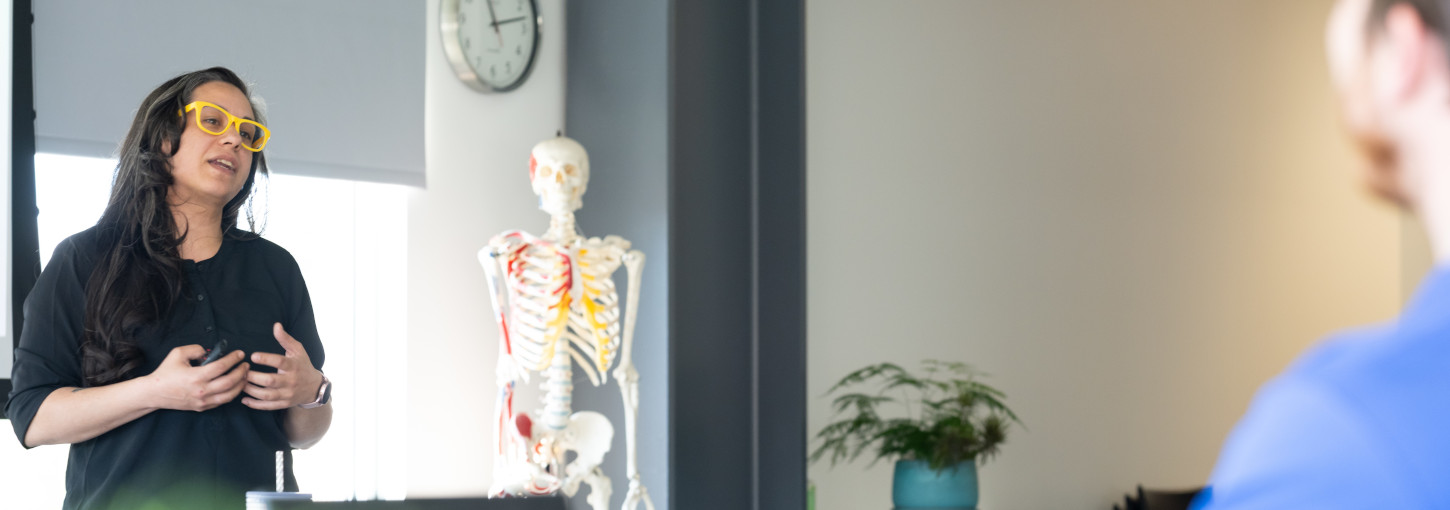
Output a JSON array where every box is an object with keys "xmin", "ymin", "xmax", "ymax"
[
  {"xmin": 492, "ymin": 16, "xmax": 528, "ymax": 26},
  {"xmin": 484, "ymin": 0, "xmax": 503, "ymax": 46}
]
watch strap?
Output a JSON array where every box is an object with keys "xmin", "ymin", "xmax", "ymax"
[{"xmin": 300, "ymin": 372, "xmax": 331, "ymax": 409}]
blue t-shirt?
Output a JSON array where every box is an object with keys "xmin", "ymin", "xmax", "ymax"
[{"xmin": 1193, "ymin": 266, "xmax": 1450, "ymax": 509}]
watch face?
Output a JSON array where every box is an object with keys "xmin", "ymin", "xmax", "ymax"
[{"xmin": 444, "ymin": 0, "xmax": 540, "ymax": 92}]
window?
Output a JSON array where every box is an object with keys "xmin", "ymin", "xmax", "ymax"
[{"xmin": 2, "ymin": 154, "xmax": 407, "ymax": 505}]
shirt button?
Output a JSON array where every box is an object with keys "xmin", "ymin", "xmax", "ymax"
[{"xmin": 198, "ymin": 294, "xmax": 206, "ymax": 301}]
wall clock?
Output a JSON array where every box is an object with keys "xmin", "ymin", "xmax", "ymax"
[{"xmin": 441, "ymin": 0, "xmax": 541, "ymax": 93}]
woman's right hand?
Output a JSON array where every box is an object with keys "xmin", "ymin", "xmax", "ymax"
[{"xmin": 144, "ymin": 345, "xmax": 249, "ymax": 412}]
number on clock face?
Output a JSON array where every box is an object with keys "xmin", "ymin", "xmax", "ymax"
[{"xmin": 456, "ymin": 0, "xmax": 537, "ymax": 91}]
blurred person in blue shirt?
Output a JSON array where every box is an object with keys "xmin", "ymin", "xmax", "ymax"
[{"xmin": 1194, "ymin": 0, "xmax": 1450, "ymax": 508}]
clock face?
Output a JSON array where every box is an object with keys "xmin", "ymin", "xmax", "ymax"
[{"xmin": 443, "ymin": 0, "xmax": 540, "ymax": 92}]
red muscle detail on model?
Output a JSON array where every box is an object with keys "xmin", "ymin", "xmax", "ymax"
[
  {"xmin": 500, "ymin": 316, "xmax": 513, "ymax": 355},
  {"xmin": 515, "ymin": 413, "xmax": 533, "ymax": 439},
  {"xmin": 553, "ymin": 253, "xmax": 573, "ymax": 300},
  {"xmin": 498, "ymin": 382, "xmax": 515, "ymax": 455}
]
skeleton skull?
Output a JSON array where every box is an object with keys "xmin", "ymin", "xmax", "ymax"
[{"xmin": 530, "ymin": 136, "xmax": 590, "ymax": 216}]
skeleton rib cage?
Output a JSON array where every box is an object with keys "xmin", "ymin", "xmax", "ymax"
[{"xmin": 491, "ymin": 230, "xmax": 626, "ymax": 388}]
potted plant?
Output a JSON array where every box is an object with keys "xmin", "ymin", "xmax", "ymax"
[{"xmin": 810, "ymin": 360, "xmax": 1022, "ymax": 509}]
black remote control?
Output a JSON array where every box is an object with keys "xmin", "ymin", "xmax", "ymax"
[{"xmin": 200, "ymin": 338, "xmax": 229, "ymax": 366}]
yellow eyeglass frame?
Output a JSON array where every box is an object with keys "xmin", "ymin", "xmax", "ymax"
[{"xmin": 180, "ymin": 101, "xmax": 271, "ymax": 152}]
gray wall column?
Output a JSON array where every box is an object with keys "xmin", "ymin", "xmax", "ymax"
[{"xmin": 567, "ymin": 0, "xmax": 804, "ymax": 508}]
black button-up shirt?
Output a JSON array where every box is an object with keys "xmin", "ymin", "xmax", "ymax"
[{"xmin": 5, "ymin": 226, "xmax": 324, "ymax": 510}]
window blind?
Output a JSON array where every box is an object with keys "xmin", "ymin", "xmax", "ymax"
[{"xmin": 33, "ymin": 1, "xmax": 425, "ymax": 186}]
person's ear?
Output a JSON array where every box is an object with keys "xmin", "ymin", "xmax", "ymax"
[{"xmin": 1380, "ymin": 3, "xmax": 1433, "ymax": 104}]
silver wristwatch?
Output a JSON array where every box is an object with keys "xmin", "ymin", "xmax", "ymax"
[{"xmin": 299, "ymin": 372, "xmax": 331, "ymax": 409}]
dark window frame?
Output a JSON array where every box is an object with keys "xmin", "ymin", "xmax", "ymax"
[{"xmin": 3, "ymin": 0, "xmax": 39, "ymax": 415}]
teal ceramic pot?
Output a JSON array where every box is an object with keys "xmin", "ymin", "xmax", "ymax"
[{"xmin": 892, "ymin": 459, "xmax": 978, "ymax": 509}]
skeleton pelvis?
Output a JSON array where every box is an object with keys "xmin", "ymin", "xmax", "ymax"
[
  {"xmin": 499, "ymin": 410, "xmax": 614, "ymax": 497},
  {"xmin": 561, "ymin": 411, "xmax": 614, "ymax": 466}
]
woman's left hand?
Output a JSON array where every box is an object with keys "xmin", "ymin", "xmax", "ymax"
[{"xmin": 243, "ymin": 322, "xmax": 324, "ymax": 410}]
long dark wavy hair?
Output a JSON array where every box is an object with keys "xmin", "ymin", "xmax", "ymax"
[{"xmin": 80, "ymin": 67, "xmax": 268, "ymax": 387}]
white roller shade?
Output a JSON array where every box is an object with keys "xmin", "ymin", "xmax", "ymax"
[{"xmin": 34, "ymin": 1, "xmax": 425, "ymax": 186}]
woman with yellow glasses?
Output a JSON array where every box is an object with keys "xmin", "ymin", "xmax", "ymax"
[{"xmin": 6, "ymin": 67, "xmax": 332, "ymax": 510}]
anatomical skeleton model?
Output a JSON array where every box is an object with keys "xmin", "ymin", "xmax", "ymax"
[{"xmin": 480, "ymin": 136, "xmax": 654, "ymax": 510}]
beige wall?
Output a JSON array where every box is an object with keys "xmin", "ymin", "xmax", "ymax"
[
  {"xmin": 806, "ymin": 1, "xmax": 1415, "ymax": 509},
  {"xmin": 407, "ymin": 0, "xmax": 566, "ymax": 497},
  {"xmin": 1404, "ymin": 217, "xmax": 1435, "ymax": 300}
]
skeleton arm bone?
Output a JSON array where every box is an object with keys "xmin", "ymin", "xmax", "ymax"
[
  {"xmin": 481, "ymin": 244, "xmax": 527, "ymax": 385},
  {"xmin": 615, "ymin": 250, "xmax": 655, "ymax": 510},
  {"xmin": 614, "ymin": 251, "xmax": 645, "ymax": 406},
  {"xmin": 481, "ymin": 244, "xmax": 527, "ymax": 481},
  {"xmin": 617, "ymin": 251, "xmax": 643, "ymax": 373}
]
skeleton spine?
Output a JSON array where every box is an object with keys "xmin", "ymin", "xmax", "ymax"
[
  {"xmin": 543, "ymin": 347, "xmax": 573, "ymax": 431},
  {"xmin": 545, "ymin": 212, "xmax": 579, "ymax": 243}
]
